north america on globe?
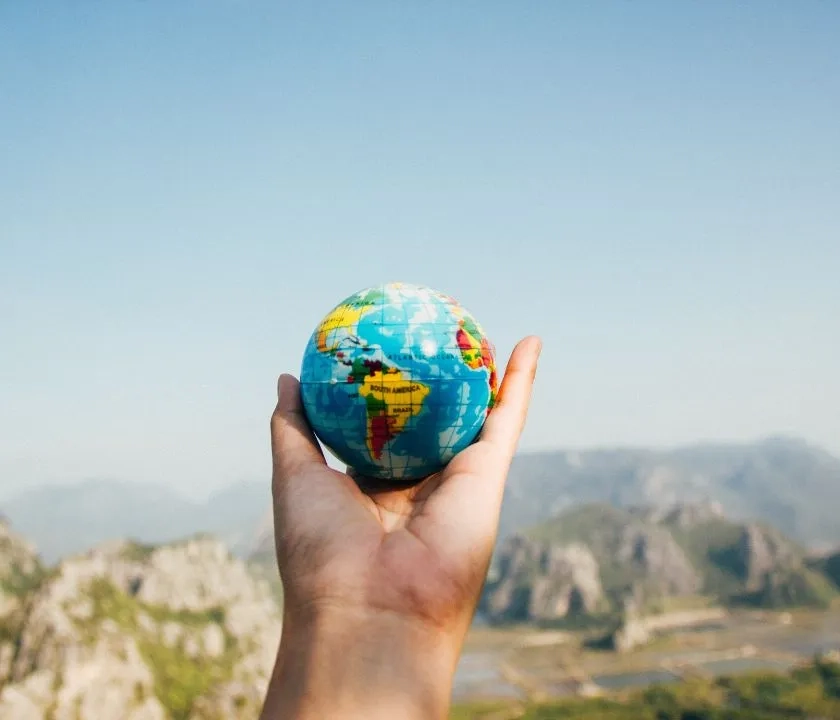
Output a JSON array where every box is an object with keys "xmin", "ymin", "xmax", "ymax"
[{"xmin": 300, "ymin": 282, "xmax": 498, "ymax": 481}]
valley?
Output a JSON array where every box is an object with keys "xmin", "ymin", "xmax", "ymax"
[{"xmin": 454, "ymin": 605, "xmax": 840, "ymax": 703}]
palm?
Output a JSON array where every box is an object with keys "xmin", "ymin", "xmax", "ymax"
[{"xmin": 271, "ymin": 337, "xmax": 541, "ymax": 629}]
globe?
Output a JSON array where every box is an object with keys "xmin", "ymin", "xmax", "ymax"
[{"xmin": 299, "ymin": 282, "xmax": 498, "ymax": 482}]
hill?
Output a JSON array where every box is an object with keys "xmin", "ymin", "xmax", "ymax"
[
  {"xmin": 499, "ymin": 436, "xmax": 840, "ymax": 549},
  {"xmin": 5, "ymin": 509, "xmax": 840, "ymax": 718},
  {"xmin": 6, "ymin": 437, "xmax": 840, "ymax": 564},
  {"xmin": 0, "ymin": 517, "xmax": 281, "ymax": 719},
  {"xmin": 483, "ymin": 501, "xmax": 838, "ymax": 624}
]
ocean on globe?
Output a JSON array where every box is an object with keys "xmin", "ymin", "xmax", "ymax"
[{"xmin": 299, "ymin": 282, "xmax": 498, "ymax": 481}]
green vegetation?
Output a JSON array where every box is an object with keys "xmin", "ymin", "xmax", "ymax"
[
  {"xmin": 736, "ymin": 567, "xmax": 837, "ymax": 610},
  {"xmin": 449, "ymin": 701, "xmax": 522, "ymax": 720},
  {"xmin": 0, "ymin": 562, "xmax": 51, "ymax": 599},
  {"xmin": 508, "ymin": 504, "xmax": 838, "ymax": 618},
  {"xmin": 807, "ymin": 552, "xmax": 840, "ymax": 593},
  {"xmin": 496, "ymin": 439, "xmax": 840, "ymax": 549},
  {"xmin": 139, "ymin": 636, "xmax": 237, "ymax": 720},
  {"xmin": 450, "ymin": 657, "xmax": 840, "ymax": 719},
  {"xmin": 119, "ymin": 540, "xmax": 157, "ymax": 563},
  {"xmin": 86, "ymin": 577, "xmax": 139, "ymax": 635},
  {"xmin": 667, "ymin": 518, "xmax": 747, "ymax": 598},
  {"xmin": 80, "ymin": 577, "xmax": 237, "ymax": 719},
  {"xmin": 145, "ymin": 602, "xmax": 227, "ymax": 627},
  {"xmin": 524, "ymin": 505, "xmax": 656, "ymax": 609},
  {"xmin": 86, "ymin": 577, "xmax": 226, "ymax": 630},
  {"xmin": 528, "ymin": 504, "xmax": 630, "ymax": 546}
]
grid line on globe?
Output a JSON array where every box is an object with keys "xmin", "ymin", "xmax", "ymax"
[{"xmin": 300, "ymin": 282, "xmax": 498, "ymax": 481}]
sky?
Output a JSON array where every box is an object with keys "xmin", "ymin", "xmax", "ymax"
[{"xmin": 1, "ymin": 1, "xmax": 838, "ymax": 501}]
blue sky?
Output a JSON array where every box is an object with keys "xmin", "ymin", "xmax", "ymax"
[{"xmin": 2, "ymin": 1, "xmax": 838, "ymax": 500}]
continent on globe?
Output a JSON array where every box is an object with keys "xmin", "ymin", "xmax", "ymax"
[
  {"xmin": 452, "ymin": 304, "xmax": 498, "ymax": 408},
  {"xmin": 314, "ymin": 289, "xmax": 384, "ymax": 354},
  {"xmin": 357, "ymin": 367, "xmax": 431, "ymax": 461},
  {"xmin": 299, "ymin": 282, "xmax": 498, "ymax": 482}
]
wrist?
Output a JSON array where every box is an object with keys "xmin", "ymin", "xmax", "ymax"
[{"xmin": 261, "ymin": 602, "xmax": 462, "ymax": 720}]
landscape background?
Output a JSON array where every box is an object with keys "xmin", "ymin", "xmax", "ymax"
[
  {"xmin": 3, "ymin": 1, "xmax": 839, "ymax": 718},
  {"xmin": 4, "ymin": 436, "xmax": 840, "ymax": 718},
  {"xmin": 5, "ymin": 435, "xmax": 840, "ymax": 564}
]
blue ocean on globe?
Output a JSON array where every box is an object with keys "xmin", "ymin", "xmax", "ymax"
[{"xmin": 299, "ymin": 282, "xmax": 498, "ymax": 481}]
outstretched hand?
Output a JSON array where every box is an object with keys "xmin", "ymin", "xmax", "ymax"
[{"xmin": 261, "ymin": 336, "xmax": 541, "ymax": 720}]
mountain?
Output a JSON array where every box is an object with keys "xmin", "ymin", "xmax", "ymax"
[
  {"xmin": 6, "ymin": 436, "xmax": 840, "ymax": 566},
  {"xmin": 246, "ymin": 437, "xmax": 840, "ymax": 571},
  {"xmin": 0, "ymin": 480, "xmax": 268, "ymax": 563},
  {"xmin": 0, "ymin": 517, "xmax": 281, "ymax": 720},
  {"xmin": 1, "ymin": 516, "xmax": 46, "ymax": 673},
  {"xmin": 807, "ymin": 549, "xmax": 840, "ymax": 592},
  {"xmin": 483, "ymin": 501, "xmax": 838, "ymax": 625},
  {"xmin": 4, "ymin": 502, "xmax": 840, "ymax": 718},
  {"xmin": 498, "ymin": 436, "xmax": 840, "ymax": 549}
]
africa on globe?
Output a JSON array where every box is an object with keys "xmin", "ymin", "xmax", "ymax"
[{"xmin": 299, "ymin": 282, "xmax": 498, "ymax": 482}]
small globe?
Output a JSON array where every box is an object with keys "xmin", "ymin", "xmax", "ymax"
[{"xmin": 300, "ymin": 282, "xmax": 498, "ymax": 481}]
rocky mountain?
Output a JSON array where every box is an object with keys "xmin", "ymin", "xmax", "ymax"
[
  {"xmin": 499, "ymin": 436, "xmax": 840, "ymax": 549},
  {"xmin": 807, "ymin": 549, "xmax": 840, "ymax": 592},
  {"xmin": 1, "ymin": 480, "xmax": 268, "ymax": 563},
  {"xmin": 0, "ymin": 517, "xmax": 281, "ymax": 720},
  {"xmin": 483, "ymin": 502, "xmax": 838, "ymax": 624}
]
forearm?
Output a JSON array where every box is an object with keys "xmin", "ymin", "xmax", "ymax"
[{"xmin": 260, "ymin": 605, "xmax": 461, "ymax": 720}]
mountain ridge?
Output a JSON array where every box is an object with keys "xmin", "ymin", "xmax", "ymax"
[
  {"xmin": 5, "ymin": 436, "xmax": 840, "ymax": 564},
  {"xmin": 0, "ymin": 516, "xmax": 281, "ymax": 720},
  {"xmin": 4, "ymin": 503, "xmax": 840, "ymax": 717},
  {"xmin": 0, "ymin": 479, "xmax": 268, "ymax": 563},
  {"xmin": 483, "ymin": 500, "xmax": 840, "ymax": 628},
  {"xmin": 497, "ymin": 435, "xmax": 840, "ymax": 550}
]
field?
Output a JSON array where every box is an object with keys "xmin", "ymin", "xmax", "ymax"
[{"xmin": 450, "ymin": 607, "xmax": 840, "ymax": 717}]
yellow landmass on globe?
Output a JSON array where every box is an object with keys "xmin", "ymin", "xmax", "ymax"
[
  {"xmin": 357, "ymin": 369, "xmax": 430, "ymax": 461},
  {"xmin": 315, "ymin": 302, "xmax": 377, "ymax": 352}
]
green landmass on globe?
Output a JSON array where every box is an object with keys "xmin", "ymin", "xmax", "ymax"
[{"xmin": 300, "ymin": 282, "xmax": 498, "ymax": 481}]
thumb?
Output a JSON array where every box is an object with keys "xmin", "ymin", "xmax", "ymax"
[{"xmin": 270, "ymin": 374, "xmax": 326, "ymax": 483}]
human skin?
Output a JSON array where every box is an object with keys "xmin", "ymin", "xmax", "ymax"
[{"xmin": 259, "ymin": 336, "xmax": 542, "ymax": 720}]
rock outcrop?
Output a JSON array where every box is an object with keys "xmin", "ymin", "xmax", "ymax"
[
  {"xmin": 609, "ymin": 597, "xmax": 651, "ymax": 653},
  {"xmin": 498, "ymin": 437, "xmax": 840, "ymax": 550},
  {"xmin": 0, "ymin": 518, "xmax": 43, "ymax": 685},
  {"xmin": 483, "ymin": 502, "xmax": 835, "ymax": 623},
  {"xmin": 0, "ymin": 529, "xmax": 282, "ymax": 720},
  {"xmin": 485, "ymin": 537, "xmax": 603, "ymax": 622},
  {"xmin": 616, "ymin": 524, "xmax": 701, "ymax": 597},
  {"xmin": 735, "ymin": 523, "xmax": 798, "ymax": 592}
]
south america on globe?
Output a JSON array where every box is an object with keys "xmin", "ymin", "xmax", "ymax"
[{"xmin": 299, "ymin": 282, "xmax": 498, "ymax": 482}]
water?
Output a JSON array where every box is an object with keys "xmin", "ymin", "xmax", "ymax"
[
  {"xmin": 451, "ymin": 651, "xmax": 525, "ymax": 701},
  {"xmin": 699, "ymin": 658, "xmax": 792, "ymax": 676},
  {"xmin": 773, "ymin": 638, "xmax": 840, "ymax": 656},
  {"xmin": 452, "ymin": 652, "xmax": 499, "ymax": 685},
  {"xmin": 453, "ymin": 613, "xmax": 840, "ymax": 701},
  {"xmin": 674, "ymin": 621, "xmax": 729, "ymax": 634},
  {"xmin": 592, "ymin": 669, "xmax": 680, "ymax": 690}
]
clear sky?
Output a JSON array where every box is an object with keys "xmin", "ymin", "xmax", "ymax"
[{"xmin": 1, "ymin": 1, "xmax": 838, "ymax": 501}]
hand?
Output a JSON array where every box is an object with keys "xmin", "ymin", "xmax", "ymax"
[{"xmin": 260, "ymin": 336, "xmax": 541, "ymax": 720}]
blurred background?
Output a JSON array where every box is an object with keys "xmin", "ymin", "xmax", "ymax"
[{"xmin": 1, "ymin": 2, "xmax": 839, "ymax": 718}]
